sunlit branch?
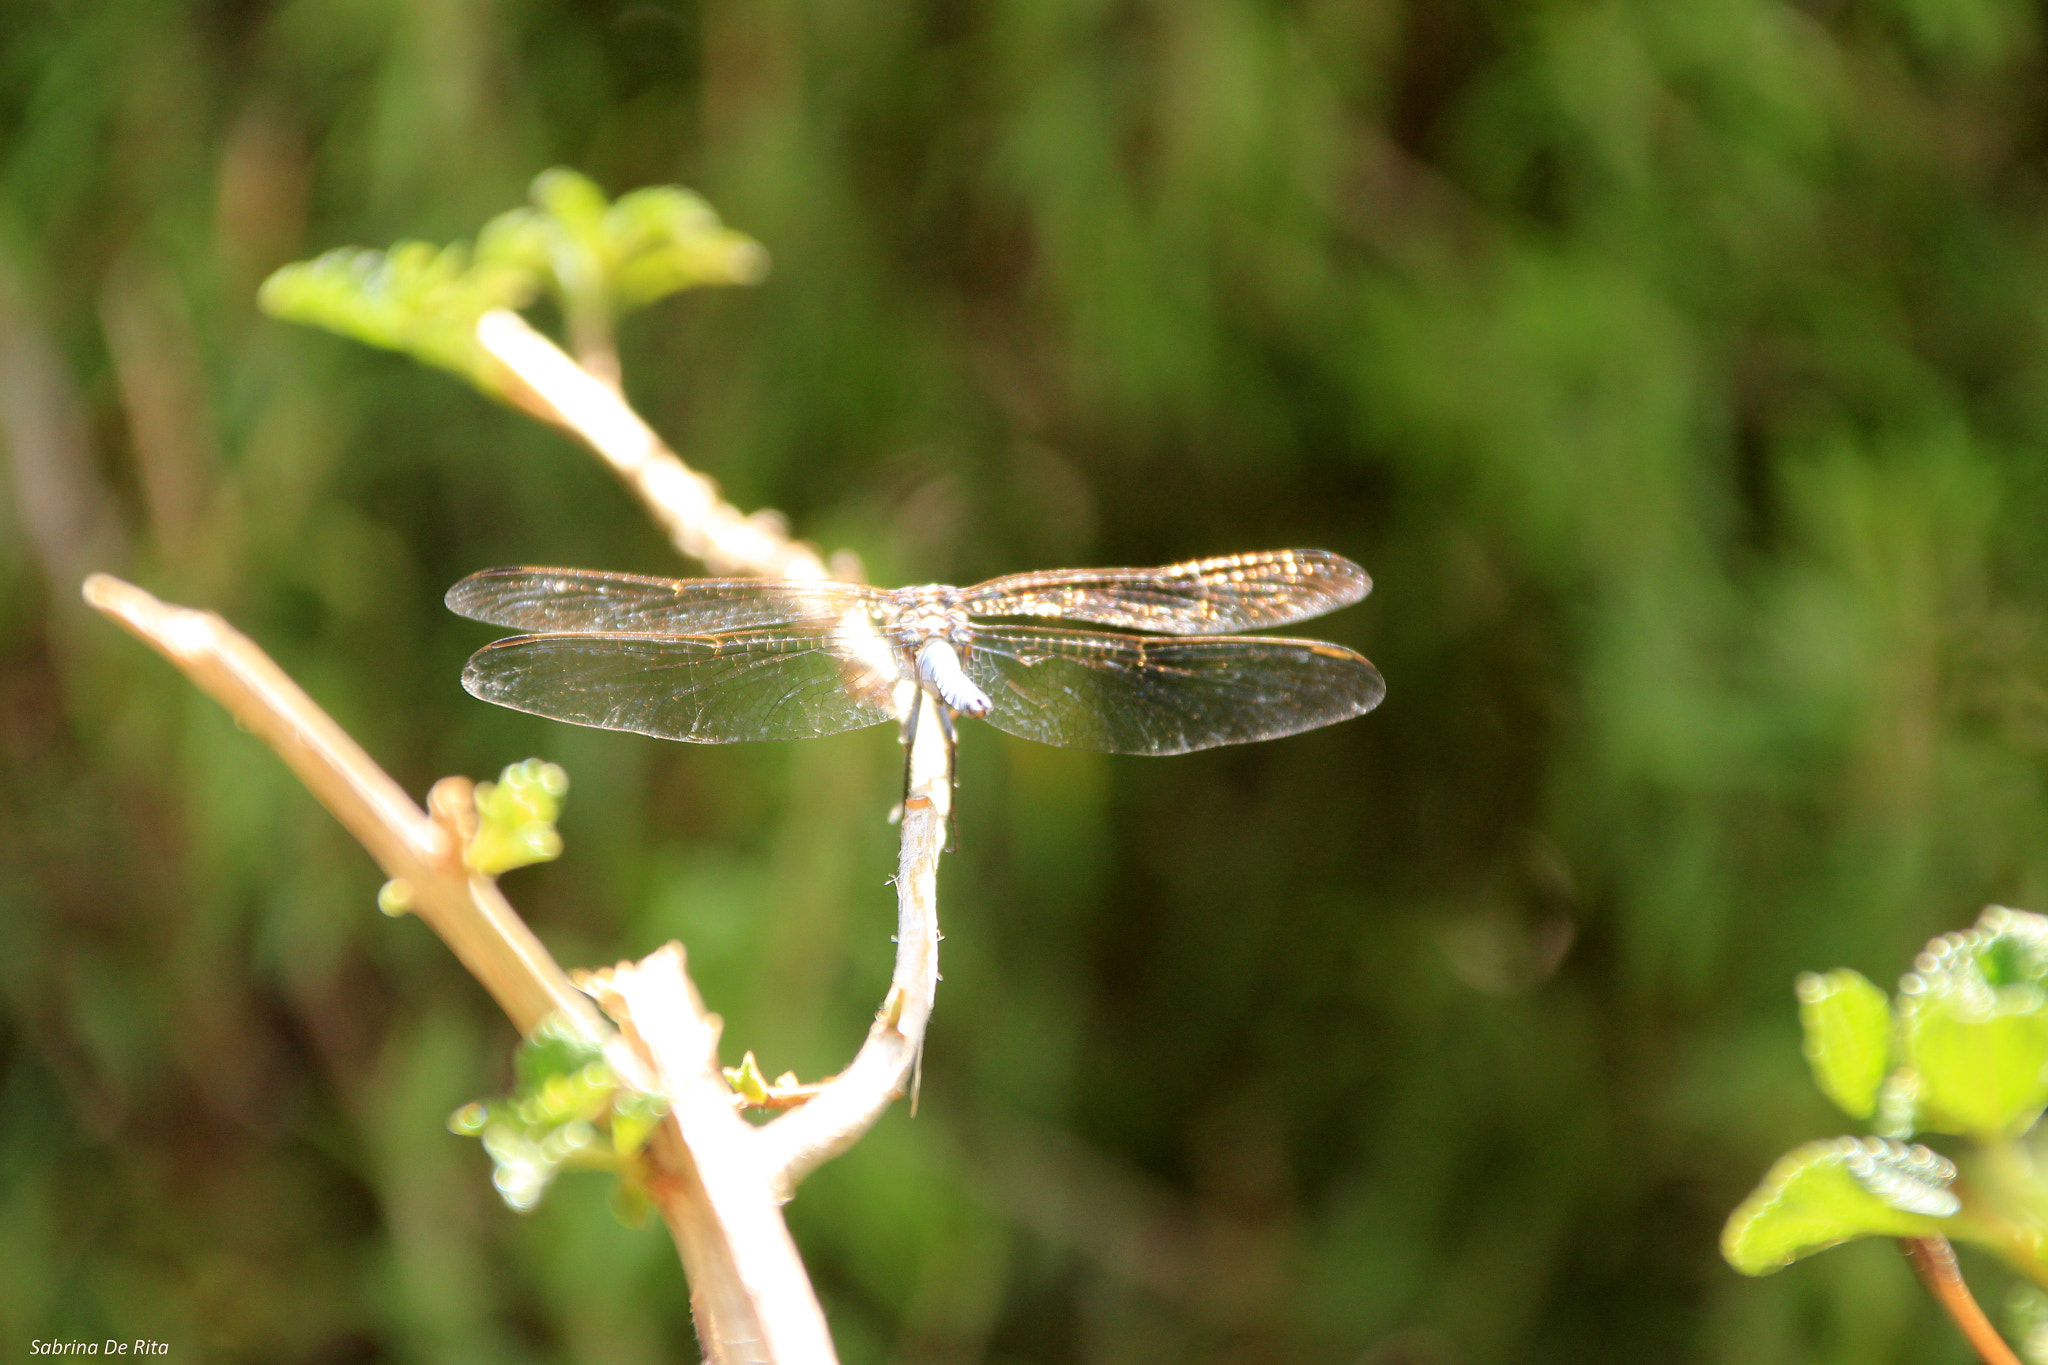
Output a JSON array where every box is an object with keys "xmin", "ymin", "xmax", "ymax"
[
  {"xmin": 88, "ymin": 297, "xmax": 954, "ymax": 1364},
  {"xmin": 475, "ymin": 308, "xmax": 830, "ymax": 580},
  {"xmin": 757, "ymin": 691, "xmax": 947, "ymax": 1196},
  {"xmin": 80, "ymin": 573, "xmax": 830, "ymax": 1361}
]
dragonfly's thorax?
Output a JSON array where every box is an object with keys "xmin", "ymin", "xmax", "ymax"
[{"xmin": 880, "ymin": 586, "xmax": 973, "ymax": 650}]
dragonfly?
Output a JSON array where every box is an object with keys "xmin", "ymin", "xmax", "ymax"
[{"xmin": 445, "ymin": 549, "xmax": 1385, "ymax": 757}]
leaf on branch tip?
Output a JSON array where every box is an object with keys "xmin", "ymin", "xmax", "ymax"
[
  {"xmin": 526, "ymin": 168, "xmax": 770, "ymax": 317},
  {"xmin": 1722, "ymin": 1136, "xmax": 1958, "ymax": 1275},
  {"xmin": 258, "ymin": 169, "xmax": 764, "ymax": 387}
]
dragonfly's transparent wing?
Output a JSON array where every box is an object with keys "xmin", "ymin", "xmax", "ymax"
[
  {"xmin": 448, "ymin": 567, "xmax": 878, "ymax": 634},
  {"xmin": 963, "ymin": 625, "xmax": 1385, "ymax": 755},
  {"xmin": 960, "ymin": 549, "xmax": 1368, "ymax": 634},
  {"xmin": 461, "ymin": 625, "xmax": 906, "ymax": 743}
]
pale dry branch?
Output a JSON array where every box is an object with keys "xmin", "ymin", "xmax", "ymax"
[
  {"xmin": 591, "ymin": 947, "xmax": 837, "ymax": 1363},
  {"xmin": 475, "ymin": 309, "xmax": 830, "ymax": 580},
  {"xmin": 87, "ymin": 291, "xmax": 951, "ymax": 1365}
]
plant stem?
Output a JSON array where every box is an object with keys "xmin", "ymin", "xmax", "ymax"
[{"xmin": 1900, "ymin": 1236, "xmax": 2024, "ymax": 1365}]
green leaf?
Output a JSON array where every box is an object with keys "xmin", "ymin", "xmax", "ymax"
[
  {"xmin": 1897, "ymin": 908, "xmax": 2048, "ymax": 1138},
  {"xmin": 527, "ymin": 171, "xmax": 770, "ymax": 327},
  {"xmin": 1722, "ymin": 1137, "xmax": 1959, "ymax": 1275},
  {"xmin": 1798, "ymin": 968, "xmax": 1892, "ymax": 1119},
  {"xmin": 258, "ymin": 170, "xmax": 765, "ymax": 386},
  {"xmin": 532, "ymin": 167, "xmax": 612, "ymax": 239}
]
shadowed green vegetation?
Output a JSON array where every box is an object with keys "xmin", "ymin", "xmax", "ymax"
[{"xmin": 7, "ymin": 0, "xmax": 2048, "ymax": 1360}]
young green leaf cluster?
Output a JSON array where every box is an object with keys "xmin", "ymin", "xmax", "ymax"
[
  {"xmin": 257, "ymin": 168, "xmax": 767, "ymax": 390},
  {"xmin": 448, "ymin": 1014, "xmax": 669, "ymax": 1220},
  {"xmin": 465, "ymin": 757, "xmax": 570, "ymax": 876},
  {"xmin": 1725, "ymin": 907, "xmax": 2048, "ymax": 1298}
]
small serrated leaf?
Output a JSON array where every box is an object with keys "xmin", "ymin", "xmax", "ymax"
[
  {"xmin": 1722, "ymin": 1137, "xmax": 1957, "ymax": 1275},
  {"xmin": 1798, "ymin": 969, "xmax": 1892, "ymax": 1119}
]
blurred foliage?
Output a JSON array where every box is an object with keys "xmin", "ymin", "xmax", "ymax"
[
  {"xmin": 258, "ymin": 169, "xmax": 766, "ymax": 386},
  {"xmin": 10, "ymin": 0, "xmax": 2048, "ymax": 1362},
  {"xmin": 448, "ymin": 1014, "xmax": 666, "ymax": 1220}
]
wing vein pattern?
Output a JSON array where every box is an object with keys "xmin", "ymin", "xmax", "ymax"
[{"xmin": 449, "ymin": 550, "xmax": 1383, "ymax": 754}]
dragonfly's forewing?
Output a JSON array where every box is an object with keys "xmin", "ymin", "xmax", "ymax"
[
  {"xmin": 962, "ymin": 625, "xmax": 1385, "ymax": 755},
  {"xmin": 461, "ymin": 626, "xmax": 905, "ymax": 743},
  {"xmin": 447, "ymin": 567, "xmax": 878, "ymax": 634},
  {"xmin": 960, "ymin": 549, "xmax": 1368, "ymax": 634}
]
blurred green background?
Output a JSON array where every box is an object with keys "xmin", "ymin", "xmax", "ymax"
[{"xmin": 5, "ymin": 0, "xmax": 2048, "ymax": 1360}]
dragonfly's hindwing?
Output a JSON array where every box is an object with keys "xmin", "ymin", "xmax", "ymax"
[
  {"xmin": 461, "ymin": 627, "xmax": 904, "ymax": 743},
  {"xmin": 962, "ymin": 625, "xmax": 1385, "ymax": 755}
]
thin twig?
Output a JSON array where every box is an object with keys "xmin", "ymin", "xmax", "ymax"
[
  {"xmin": 80, "ymin": 573, "xmax": 614, "ymax": 1049},
  {"xmin": 756, "ymin": 691, "xmax": 948, "ymax": 1196},
  {"xmin": 1899, "ymin": 1236, "xmax": 2025, "ymax": 1365},
  {"xmin": 475, "ymin": 309, "xmax": 829, "ymax": 580}
]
